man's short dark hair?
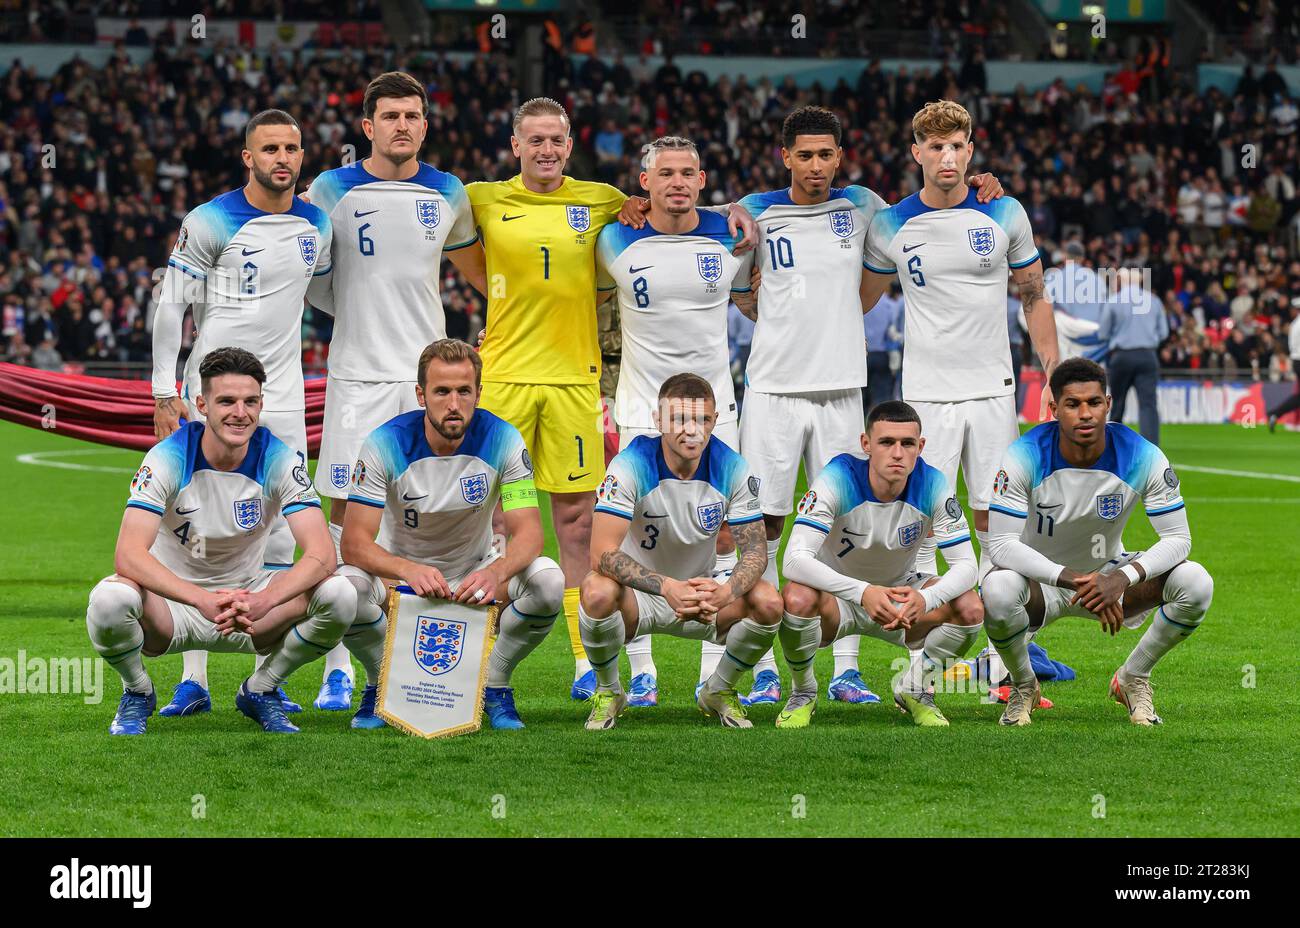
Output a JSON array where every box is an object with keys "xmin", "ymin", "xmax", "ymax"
[
  {"xmin": 867, "ymin": 400, "xmax": 922, "ymax": 431},
  {"xmin": 364, "ymin": 71, "xmax": 428, "ymax": 121},
  {"xmin": 1050, "ymin": 357, "xmax": 1108, "ymax": 398},
  {"xmin": 199, "ymin": 347, "xmax": 266, "ymax": 391},
  {"xmin": 244, "ymin": 109, "xmax": 300, "ymax": 147},
  {"xmin": 658, "ymin": 373, "xmax": 714, "ymax": 404},
  {"xmin": 782, "ymin": 106, "xmax": 842, "ymax": 150}
]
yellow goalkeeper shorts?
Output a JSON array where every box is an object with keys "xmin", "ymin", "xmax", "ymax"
[{"xmin": 478, "ymin": 381, "xmax": 605, "ymax": 493}]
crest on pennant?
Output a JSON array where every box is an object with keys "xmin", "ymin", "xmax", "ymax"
[
  {"xmin": 967, "ymin": 226, "xmax": 995, "ymax": 256},
  {"xmin": 416, "ymin": 199, "xmax": 440, "ymax": 228},
  {"xmin": 414, "ymin": 616, "xmax": 465, "ymax": 676},
  {"xmin": 566, "ymin": 205, "xmax": 590, "ymax": 232},
  {"xmin": 697, "ymin": 502, "xmax": 724, "ymax": 533},
  {"xmin": 898, "ymin": 520, "xmax": 922, "ymax": 547},
  {"xmin": 297, "ymin": 233, "xmax": 318, "ymax": 266},
  {"xmin": 233, "ymin": 497, "xmax": 263, "ymax": 530},
  {"xmin": 829, "ymin": 210, "xmax": 854, "ymax": 237},
  {"xmin": 696, "ymin": 253, "xmax": 724, "ymax": 283},
  {"xmin": 330, "ymin": 464, "xmax": 350, "ymax": 489},
  {"xmin": 460, "ymin": 473, "xmax": 489, "ymax": 505},
  {"xmin": 1096, "ymin": 493, "xmax": 1124, "ymax": 521}
]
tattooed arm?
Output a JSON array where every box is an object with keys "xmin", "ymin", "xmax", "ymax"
[
  {"xmin": 726, "ymin": 518, "xmax": 769, "ymax": 600},
  {"xmin": 1012, "ymin": 259, "xmax": 1060, "ymax": 391},
  {"xmin": 591, "ymin": 511, "xmax": 708, "ymax": 617}
]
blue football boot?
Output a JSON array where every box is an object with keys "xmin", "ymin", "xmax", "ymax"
[
  {"xmin": 827, "ymin": 669, "xmax": 882, "ymax": 704},
  {"xmin": 350, "ymin": 683, "xmax": 386, "ymax": 730},
  {"xmin": 570, "ymin": 669, "xmax": 597, "ymax": 701},
  {"xmin": 740, "ymin": 669, "xmax": 782, "ymax": 706},
  {"xmin": 484, "ymin": 686, "xmax": 525, "ymax": 729},
  {"xmin": 276, "ymin": 686, "xmax": 303, "ymax": 713},
  {"xmin": 109, "ymin": 689, "xmax": 157, "ymax": 735},
  {"xmin": 313, "ymin": 669, "xmax": 353, "ymax": 711},
  {"xmin": 627, "ymin": 673, "xmax": 659, "ymax": 708},
  {"xmin": 157, "ymin": 679, "xmax": 210, "ymax": 717},
  {"xmin": 235, "ymin": 680, "xmax": 300, "ymax": 733}
]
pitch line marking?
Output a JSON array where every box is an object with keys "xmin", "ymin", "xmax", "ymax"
[
  {"xmin": 16, "ymin": 449, "xmax": 138, "ymax": 474},
  {"xmin": 1174, "ymin": 464, "xmax": 1300, "ymax": 484}
]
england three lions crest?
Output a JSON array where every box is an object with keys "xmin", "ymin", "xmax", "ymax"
[
  {"xmin": 1096, "ymin": 493, "xmax": 1124, "ymax": 521},
  {"xmin": 330, "ymin": 464, "xmax": 350, "ymax": 489},
  {"xmin": 566, "ymin": 205, "xmax": 590, "ymax": 232},
  {"xmin": 297, "ymin": 234, "xmax": 318, "ymax": 266},
  {"xmin": 696, "ymin": 253, "xmax": 724, "ymax": 283},
  {"xmin": 697, "ymin": 502, "xmax": 724, "ymax": 533},
  {"xmin": 898, "ymin": 520, "xmax": 922, "ymax": 547},
  {"xmin": 414, "ymin": 616, "xmax": 465, "ymax": 676},
  {"xmin": 233, "ymin": 497, "xmax": 263, "ymax": 530},
  {"xmin": 829, "ymin": 210, "xmax": 854, "ymax": 237},
  {"xmin": 460, "ymin": 473, "xmax": 489, "ymax": 505},
  {"xmin": 967, "ymin": 226, "xmax": 995, "ymax": 256},
  {"xmin": 416, "ymin": 199, "xmax": 440, "ymax": 228}
]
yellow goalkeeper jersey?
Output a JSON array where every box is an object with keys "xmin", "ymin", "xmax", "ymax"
[{"xmin": 468, "ymin": 174, "xmax": 625, "ymax": 385}]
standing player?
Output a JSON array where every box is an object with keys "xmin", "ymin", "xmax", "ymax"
[
  {"xmin": 982, "ymin": 359, "xmax": 1213, "ymax": 726},
  {"xmin": 467, "ymin": 98, "xmax": 755, "ymax": 699},
  {"xmin": 578, "ymin": 374, "xmax": 782, "ymax": 730},
  {"xmin": 87, "ymin": 348, "xmax": 385, "ymax": 735},
  {"xmin": 776, "ymin": 401, "xmax": 982, "ymax": 728},
  {"xmin": 594, "ymin": 136, "xmax": 755, "ymax": 706},
  {"xmin": 150, "ymin": 110, "xmax": 332, "ymax": 717},
  {"xmin": 861, "ymin": 101, "xmax": 1060, "ymax": 689},
  {"xmin": 340, "ymin": 340, "xmax": 564, "ymax": 729},
  {"xmin": 304, "ymin": 72, "xmax": 486, "ymax": 712},
  {"xmin": 735, "ymin": 106, "xmax": 1003, "ymax": 707}
]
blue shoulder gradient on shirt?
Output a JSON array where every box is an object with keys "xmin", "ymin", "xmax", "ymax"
[
  {"xmin": 354, "ymin": 407, "xmax": 519, "ymax": 493},
  {"xmin": 999, "ymin": 421, "xmax": 1167, "ymax": 498},
  {"xmin": 596, "ymin": 209, "xmax": 738, "ymax": 271},
  {"xmin": 310, "ymin": 161, "xmax": 468, "ymax": 215},
  {"xmin": 836, "ymin": 185, "xmax": 881, "ymax": 215},
  {"xmin": 171, "ymin": 188, "xmax": 329, "ymax": 278},
  {"xmin": 596, "ymin": 434, "xmax": 759, "ymax": 522},
  {"xmin": 738, "ymin": 188, "xmax": 794, "ymax": 219},
  {"xmin": 865, "ymin": 190, "xmax": 1037, "ymax": 271},
  {"xmin": 125, "ymin": 422, "xmax": 298, "ymax": 511},
  {"xmin": 794, "ymin": 453, "xmax": 949, "ymax": 533},
  {"xmin": 594, "ymin": 435, "xmax": 661, "ymax": 516}
]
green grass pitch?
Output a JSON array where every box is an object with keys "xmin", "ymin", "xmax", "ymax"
[{"xmin": 1, "ymin": 418, "xmax": 1297, "ymax": 837}]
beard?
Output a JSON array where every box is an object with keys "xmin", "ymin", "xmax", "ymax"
[
  {"xmin": 252, "ymin": 163, "xmax": 298, "ymax": 194},
  {"xmin": 429, "ymin": 411, "xmax": 468, "ymax": 441}
]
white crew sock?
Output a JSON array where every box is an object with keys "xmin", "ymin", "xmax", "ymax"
[
  {"xmin": 578, "ymin": 603, "xmax": 625, "ymax": 694},
  {"xmin": 975, "ymin": 528, "xmax": 994, "ymax": 584},
  {"xmin": 487, "ymin": 560, "xmax": 563, "ymax": 687},
  {"xmin": 708, "ymin": 618, "xmax": 779, "ymax": 691},
  {"xmin": 832, "ymin": 635, "xmax": 861, "ymax": 677},
  {"xmin": 1123, "ymin": 561, "xmax": 1212, "ymax": 678},
  {"xmin": 180, "ymin": 648, "xmax": 208, "ymax": 691},
  {"xmin": 778, "ymin": 611, "xmax": 821, "ymax": 695},
  {"xmin": 327, "ymin": 520, "xmax": 345, "ymax": 566},
  {"xmin": 901, "ymin": 622, "xmax": 982, "ymax": 694},
  {"xmin": 248, "ymin": 576, "xmax": 355, "ymax": 692},
  {"xmin": 86, "ymin": 579, "xmax": 152, "ymax": 695},
  {"xmin": 342, "ymin": 611, "xmax": 386, "ymax": 687},
  {"xmin": 699, "ymin": 641, "xmax": 726, "ymax": 684},
  {"xmin": 625, "ymin": 633, "xmax": 656, "ymax": 678}
]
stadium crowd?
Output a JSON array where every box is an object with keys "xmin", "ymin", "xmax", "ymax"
[{"xmin": 0, "ymin": 36, "xmax": 1297, "ymax": 387}]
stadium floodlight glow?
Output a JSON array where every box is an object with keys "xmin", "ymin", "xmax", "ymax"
[
  {"xmin": 1056, "ymin": 22, "xmax": 1068, "ymax": 30},
  {"xmin": 1081, "ymin": 4, "xmax": 1103, "ymax": 15}
]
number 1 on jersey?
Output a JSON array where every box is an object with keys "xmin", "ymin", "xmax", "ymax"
[{"xmin": 540, "ymin": 245, "xmax": 550, "ymax": 280}]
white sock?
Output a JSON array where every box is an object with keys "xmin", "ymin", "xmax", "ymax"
[
  {"xmin": 761, "ymin": 538, "xmax": 780, "ymax": 587},
  {"xmin": 322, "ymin": 643, "xmax": 354, "ymax": 683},
  {"xmin": 699, "ymin": 640, "xmax": 726, "ymax": 684},
  {"xmin": 714, "ymin": 549, "xmax": 738, "ymax": 576},
  {"xmin": 625, "ymin": 633, "xmax": 656, "ymax": 678},
  {"xmin": 180, "ymin": 648, "xmax": 208, "ymax": 691},
  {"xmin": 248, "ymin": 576, "xmax": 355, "ymax": 692},
  {"xmin": 708, "ymin": 618, "xmax": 778, "ymax": 691},
  {"xmin": 778, "ymin": 611, "xmax": 821, "ymax": 695},
  {"xmin": 975, "ymin": 528, "xmax": 994, "ymax": 584},
  {"xmin": 578, "ymin": 603, "xmax": 625, "ymax": 694},
  {"xmin": 902, "ymin": 623, "xmax": 981, "ymax": 693},
  {"xmin": 342, "ymin": 610, "xmax": 386, "ymax": 687},
  {"xmin": 980, "ymin": 571, "xmax": 1036, "ymax": 685},
  {"xmin": 1123, "ymin": 561, "xmax": 1212, "ymax": 678},
  {"xmin": 86, "ymin": 579, "xmax": 152, "ymax": 694},
  {"xmin": 832, "ymin": 636, "xmax": 861, "ymax": 677},
  {"xmin": 327, "ymin": 520, "xmax": 345, "ymax": 567},
  {"xmin": 488, "ymin": 560, "xmax": 563, "ymax": 687}
]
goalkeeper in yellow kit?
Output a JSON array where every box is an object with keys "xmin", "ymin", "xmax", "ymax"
[{"xmin": 468, "ymin": 97, "xmax": 755, "ymax": 697}]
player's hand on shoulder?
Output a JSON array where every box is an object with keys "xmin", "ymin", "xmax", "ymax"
[
  {"xmin": 404, "ymin": 563, "xmax": 452, "ymax": 600},
  {"xmin": 726, "ymin": 203, "xmax": 758, "ymax": 255},
  {"xmin": 453, "ymin": 567, "xmax": 498, "ymax": 605},
  {"xmin": 617, "ymin": 195, "xmax": 650, "ymax": 229},
  {"xmin": 153, "ymin": 396, "xmax": 187, "ymax": 441},
  {"xmin": 475, "ymin": 328, "xmax": 486, "ymax": 349},
  {"xmin": 969, "ymin": 172, "xmax": 1004, "ymax": 203}
]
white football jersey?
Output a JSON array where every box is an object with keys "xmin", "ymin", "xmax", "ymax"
[
  {"xmin": 864, "ymin": 190, "xmax": 1040, "ymax": 402},
  {"xmin": 306, "ymin": 162, "xmax": 477, "ymax": 383},
  {"xmin": 793, "ymin": 453, "xmax": 969, "ymax": 586},
  {"xmin": 595, "ymin": 209, "xmax": 752, "ymax": 428},
  {"xmin": 125, "ymin": 422, "xmax": 321, "ymax": 588},
  {"xmin": 595, "ymin": 434, "xmax": 762, "ymax": 581},
  {"xmin": 989, "ymin": 422, "xmax": 1185, "ymax": 572},
  {"xmin": 348, "ymin": 408, "xmax": 534, "ymax": 579},
  {"xmin": 162, "ymin": 188, "xmax": 332, "ymax": 412},
  {"xmin": 738, "ymin": 185, "xmax": 885, "ymax": 393}
]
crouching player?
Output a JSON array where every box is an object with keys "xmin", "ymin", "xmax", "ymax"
[
  {"xmin": 776, "ymin": 401, "xmax": 983, "ymax": 728},
  {"xmin": 578, "ymin": 373, "xmax": 782, "ymax": 730},
  {"xmin": 983, "ymin": 359, "xmax": 1213, "ymax": 726},
  {"xmin": 340, "ymin": 339, "xmax": 563, "ymax": 730},
  {"xmin": 87, "ymin": 348, "xmax": 383, "ymax": 735}
]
